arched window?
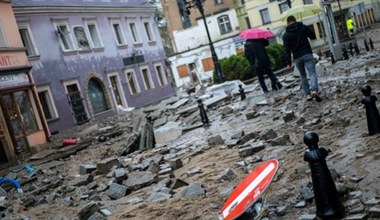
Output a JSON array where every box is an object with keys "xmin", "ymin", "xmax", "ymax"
[
  {"xmin": 218, "ymin": 15, "xmax": 232, "ymax": 35},
  {"xmin": 88, "ymin": 78, "xmax": 109, "ymax": 114}
]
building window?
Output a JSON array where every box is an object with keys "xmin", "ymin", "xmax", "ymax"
[
  {"xmin": 245, "ymin": 16, "xmax": 251, "ymax": 29},
  {"xmin": 218, "ymin": 15, "xmax": 232, "ymax": 35},
  {"xmin": 0, "ymin": 20, "xmax": 7, "ymax": 47},
  {"xmin": 202, "ymin": 57, "xmax": 214, "ymax": 72},
  {"xmin": 303, "ymin": 0, "xmax": 313, "ymax": 4},
  {"xmin": 125, "ymin": 70, "xmax": 140, "ymax": 95},
  {"xmin": 215, "ymin": 0, "xmax": 223, "ymax": 5},
  {"xmin": 279, "ymin": 2, "xmax": 289, "ymax": 14},
  {"xmin": 111, "ymin": 20, "xmax": 126, "ymax": 45},
  {"xmin": 86, "ymin": 21, "xmax": 103, "ymax": 48},
  {"xmin": 155, "ymin": 63, "xmax": 167, "ymax": 86},
  {"xmin": 55, "ymin": 22, "xmax": 75, "ymax": 52},
  {"xmin": 18, "ymin": 24, "xmax": 38, "ymax": 56},
  {"xmin": 260, "ymin": 8, "xmax": 271, "ymax": 24},
  {"xmin": 129, "ymin": 22, "xmax": 141, "ymax": 43},
  {"xmin": 88, "ymin": 78, "xmax": 109, "ymax": 114},
  {"xmin": 73, "ymin": 26, "xmax": 90, "ymax": 50},
  {"xmin": 143, "ymin": 21, "xmax": 154, "ymax": 42},
  {"xmin": 37, "ymin": 85, "xmax": 58, "ymax": 121},
  {"xmin": 140, "ymin": 67, "xmax": 154, "ymax": 90},
  {"xmin": 177, "ymin": 64, "xmax": 189, "ymax": 78},
  {"xmin": 108, "ymin": 74, "xmax": 125, "ymax": 106},
  {"xmin": 240, "ymin": 0, "xmax": 245, "ymax": 5}
]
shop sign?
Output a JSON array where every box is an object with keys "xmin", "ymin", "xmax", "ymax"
[
  {"xmin": 0, "ymin": 55, "xmax": 24, "ymax": 67},
  {"xmin": 0, "ymin": 73, "xmax": 29, "ymax": 89}
]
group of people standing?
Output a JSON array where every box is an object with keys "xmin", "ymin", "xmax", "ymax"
[{"xmin": 244, "ymin": 15, "xmax": 322, "ymax": 102}]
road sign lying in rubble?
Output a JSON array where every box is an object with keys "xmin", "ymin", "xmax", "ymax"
[{"xmin": 221, "ymin": 159, "xmax": 279, "ymax": 220}]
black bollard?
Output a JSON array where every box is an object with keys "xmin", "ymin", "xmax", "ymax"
[
  {"xmin": 197, "ymin": 99, "xmax": 209, "ymax": 125},
  {"xmin": 239, "ymin": 85, "xmax": 246, "ymax": 101},
  {"xmin": 342, "ymin": 45, "xmax": 349, "ymax": 60},
  {"xmin": 364, "ymin": 39, "xmax": 370, "ymax": 51},
  {"xmin": 331, "ymin": 54, "xmax": 335, "ymax": 64},
  {"xmin": 349, "ymin": 43, "xmax": 354, "ymax": 57},
  {"xmin": 369, "ymin": 38, "xmax": 374, "ymax": 50},
  {"xmin": 361, "ymin": 85, "xmax": 380, "ymax": 136},
  {"xmin": 303, "ymin": 131, "xmax": 345, "ymax": 219},
  {"xmin": 354, "ymin": 43, "xmax": 360, "ymax": 55}
]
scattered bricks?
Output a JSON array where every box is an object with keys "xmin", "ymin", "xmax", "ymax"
[
  {"xmin": 336, "ymin": 182, "xmax": 348, "ymax": 195},
  {"xmin": 69, "ymin": 174, "xmax": 93, "ymax": 187},
  {"xmin": 282, "ymin": 111, "xmax": 295, "ymax": 122},
  {"xmin": 238, "ymin": 142, "xmax": 265, "ymax": 158},
  {"xmin": 235, "ymin": 161, "xmax": 246, "ymax": 167},
  {"xmin": 246, "ymin": 111, "xmax": 258, "ymax": 120},
  {"xmin": 225, "ymin": 139, "xmax": 239, "ymax": 148},
  {"xmin": 88, "ymin": 212, "xmax": 106, "ymax": 220},
  {"xmin": 0, "ymin": 187, "xmax": 6, "ymax": 197},
  {"xmin": 298, "ymin": 214, "xmax": 316, "ymax": 220},
  {"xmin": 296, "ymin": 117, "xmax": 306, "ymax": 125},
  {"xmin": 349, "ymin": 205, "xmax": 366, "ymax": 215},
  {"xmin": 21, "ymin": 196, "xmax": 36, "ymax": 208},
  {"xmin": 231, "ymin": 130, "xmax": 244, "ymax": 139},
  {"xmin": 238, "ymin": 132, "xmax": 257, "ymax": 145},
  {"xmin": 127, "ymin": 163, "xmax": 142, "ymax": 172},
  {"xmin": 300, "ymin": 182, "xmax": 314, "ymax": 202},
  {"xmin": 368, "ymin": 206, "xmax": 380, "ymax": 218},
  {"xmin": 295, "ymin": 164, "xmax": 310, "ymax": 174},
  {"xmin": 168, "ymin": 158, "xmax": 183, "ymax": 170},
  {"xmin": 187, "ymin": 167, "xmax": 202, "ymax": 177},
  {"xmin": 87, "ymin": 181, "xmax": 98, "ymax": 190},
  {"xmin": 124, "ymin": 171, "xmax": 158, "ymax": 191},
  {"xmin": 260, "ymin": 129, "xmax": 278, "ymax": 140},
  {"xmin": 147, "ymin": 191, "xmax": 172, "ymax": 202},
  {"xmin": 220, "ymin": 186, "xmax": 234, "ymax": 199},
  {"xmin": 217, "ymin": 169, "xmax": 237, "ymax": 181},
  {"xmin": 79, "ymin": 164, "xmax": 97, "ymax": 175},
  {"xmin": 350, "ymin": 176, "xmax": 364, "ymax": 183},
  {"xmin": 208, "ymin": 135, "xmax": 224, "ymax": 145},
  {"xmin": 276, "ymin": 205, "xmax": 288, "ymax": 216},
  {"xmin": 100, "ymin": 209, "xmax": 112, "ymax": 217},
  {"xmin": 345, "ymin": 213, "xmax": 368, "ymax": 220},
  {"xmin": 349, "ymin": 191, "xmax": 363, "ymax": 199},
  {"xmin": 107, "ymin": 183, "xmax": 127, "ymax": 200},
  {"xmin": 295, "ymin": 200, "xmax": 307, "ymax": 208},
  {"xmin": 147, "ymin": 162, "xmax": 160, "ymax": 174},
  {"xmin": 114, "ymin": 168, "xmax": 127, "ymax": 183},
  {"xmin": 244, "ymin": 155, "xmax": 261, "ymax": 165},
  {"xmin": 364, "ymin": 198, "xmax": 380, "ymax": 206},
  {"xmin": 220, "ymin": 106, "xmax": 233, "ymax": 116},
  {"xmin": 271, "ymin": 135, "xmax": 290, "ymax": 146},
  {"xmin": 169, "ymin": 179, "xmax": 188, "ymax": 190},
  {"xmin": 374, "ymin": 153, "xmax": 380, "ymax": 160},
  {"xmin": 77, "ymin": 202, "xmax": 99, "ymax": 220},
  {"xmin": 158, "ymin": 167, "xmax": 172, "ymax": 175},
  {"xmin": 181, "ymin": 182, "xmax": 206, "ymax": 198},
  {"xmin": 96, "ymin": 158, "xmax": 121, "ymax": 175}
]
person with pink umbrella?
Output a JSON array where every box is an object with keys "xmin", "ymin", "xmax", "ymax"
[{"xmin": 241, "ymin": 28, "xmax": 282, "ymax": 93}]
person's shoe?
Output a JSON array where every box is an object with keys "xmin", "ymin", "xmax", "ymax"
[
  {"xmin": 311, "ymin": 91, "xmax": 322, "ymax": 102},
  {"xmin": 306, "ymin": 95, "xmax": 312, "ymax": 101},
  {"xmin": 271, "ymin": 83, "xmax": 278, "ymax": 91},
  {"xmin": 277, "ymin": 82, "xmax": 283, "ymax": 90}
]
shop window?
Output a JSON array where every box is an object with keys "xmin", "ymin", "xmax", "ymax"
[
  {"xmin": 88, "ymin": 78, "xmax": 109, "ymax": 114},
  {"xmin": 0, "ymin": 20, "xmax": 7, "ymax": 47},
  {"xmin": 140, "ymin": 67, "xmax": 155, "ymax": 90},
  {"xmin": 86, "ymin": 21, "xmax": 103, "ymax": 48},
  {"xmin": 143, "ymin": 21, "xmax": 155, "ymax": 42},
  {"xmin": 202, "ymin": 57, "xmax": 214, "ymax": 72},
  {"xmin": 55, "ymin": 22, "xmax": 75, "ymax": 52},
  {"xmin": 260, "ymin": 8, "xmax": 271, "ymax": 25},
  {"xmin": 177, "ymin": 65, "xmax": 189, "ymax": 78},
  {"xmin": 125, "ymin": 69, "xmax": 141, "ymax": 95},
  {"xmin": 37, "ymin": 85, "xmax": 58, "ymax": 121},
  {"xmin": 218, "ymin": 15, "xmax": 232, "ymax": 35},
  {"xmin": 18, "ymin": 24, "xmax": 38, "ymax": 56},
  {"xmin": 129, "ymin": 22, "xmax": 141, "ymax": 43},
  {"xmin": 111, "ymin": 20, "xmax": 126, "ymax": 46},
  {"xmin": 73, "ymin": 26, "xmax": 91, "ymax": 50},
  {"xmin": 155, "ymin": 63, "xmax": 167, "ymax": 86}
]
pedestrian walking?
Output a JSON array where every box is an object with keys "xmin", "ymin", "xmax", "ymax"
[
  {"xmin": 346, "ymin": 17, "xmax": 355, "ymax": 38},
  {"xmin": 283, "ymin": 15, "xmax": 322, "ymax": 102},
  {"xmin": 244, "ymin": 38, "xmax": 282, "ymax": 93}
]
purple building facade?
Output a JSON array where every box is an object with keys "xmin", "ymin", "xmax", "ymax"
[{"xmin": 12, "ymin": 0, "xmax": 175, "ymax": 132}]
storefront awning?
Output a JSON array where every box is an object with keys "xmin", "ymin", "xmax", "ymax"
[{"xmin": 0, "ymin": 66, "xmax": 32, "ymax": 76}]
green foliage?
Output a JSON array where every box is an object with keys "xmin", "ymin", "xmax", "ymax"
[
  {"xmin": 266, "ymin": 43, "xmax": 286, "ymax": 71},
  {"xmin": 213, "ymin": 54, "xmax": 252, "ymax": 83}
]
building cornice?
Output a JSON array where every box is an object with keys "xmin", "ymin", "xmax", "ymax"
[
  {"xmin": 0, "ymin": 0, "xmax": 12, "ymax": 3},
  {"xmin": 12, "ymin": 6, "xmax": 155, "ymax": 15}
]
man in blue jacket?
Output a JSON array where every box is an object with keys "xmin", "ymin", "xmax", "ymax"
[{"xmin": 283, "ymin": 16, "xmax": 322, "ymax": 102}]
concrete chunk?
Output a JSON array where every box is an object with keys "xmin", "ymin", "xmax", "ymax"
[
  {"xmin": 79, "ymin": 164, "xmax": 97, "ymax": 175},
  {"xmin": 107, "ymin": 183, "xmax": 127, "ymax": 200},
  {"xmin": 97, "ymin": 158, "xmax": 121, "ymax": 175},
  {"xmin": 181, "ymin": 182, "xmax": 206, "ymax": 198},
  {"xmin": 218, "ymin": 169, "xmax": 237, "ymax": 181},
  {"xmin": 77, "ymin": 202, "xmax": 99, "ymax": 220},
  {"xmin": 124, "ymin": 171, "xmax": 158, "ymax": 191}
]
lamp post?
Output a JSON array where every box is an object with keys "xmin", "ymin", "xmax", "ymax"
[{"xmin": 184, "ymin": 0, "xmax": 225, "ymax": 83}]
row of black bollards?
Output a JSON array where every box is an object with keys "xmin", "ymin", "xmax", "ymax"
[{"xmin": 361, "ymin": 85, "xmax": 380, "ymax": 136}]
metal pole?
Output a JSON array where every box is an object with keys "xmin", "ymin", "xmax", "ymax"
[
  {"xmin": 320, "ymin": 0, "xmax": 336, "ymax": 60},
  {"xmin": 195, "ymin": 0, "xmax": 225, "ymax": 83}
]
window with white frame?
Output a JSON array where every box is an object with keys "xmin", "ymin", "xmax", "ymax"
[
  {"xmin": 279, "ymin": 2, "xmax": 289, "ymax": 14},
  {"xmin": 140, "ymin": 66, "xmax": 154, "ymax": 90},
  {"xmin": 37, "ymin": 85, "xmax": 58, "ymax": 120},
  {"xmin": 154, "ymin": 63, "xmax": 167, "ymax": 86},
  {"xmin": 85, "ymin": 21, "xmax": 103, "ymax": 48},
  {"xmin": 260, "ymin": 8, "xmax": 271, "ymax": 24},
  {"xmin": 0, "ymin": 20, "xmax": 6, "ymax": 47},
  {"xmin": 218, "ymin": 15, "xmax": 232, "ymax": 35},
  {"xmin": 73, "ymin": 26, "xmax": 91, "ymax": 50},
  {"xmin": 18, "ymin": 23, "xmax": 38, "ymax": 56},
  {"xmin": 111, "ymin": 20, "xmax": 126, "ymax": 45},
  {"xmin": 129, "ymin": 22, "xmax": 141, "ymax": 43},
  {"xmin": 143, "ymin": 21, "xmax": 155, "ymax": 42},
  {"xmin": 125, "ymin": 69, "xmax": 140, "ymax": 95},
  {"xmin": 55, "ymin": 22, "xmax": 75, "ymax": 52}
]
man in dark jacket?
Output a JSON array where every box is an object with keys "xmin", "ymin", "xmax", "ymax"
[
  {"xmin": 283, "ymin": 16, "xmax": 321, "ymax": 101},
  {"xmin": 244, "ymin": 38, "xmax": 282, "ymax": 93}
]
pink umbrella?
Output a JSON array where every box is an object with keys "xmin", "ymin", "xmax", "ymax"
[{"xmin": 239, "ymin": 28, "xmax": 275, "ymax": 40}]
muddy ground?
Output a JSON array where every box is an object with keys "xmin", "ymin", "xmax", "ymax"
[{"xmin": 1, "ymin": 28, "xmax": 380, "ymax": 220}]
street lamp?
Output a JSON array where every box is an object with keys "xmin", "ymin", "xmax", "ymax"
[{"xmin": 184, "ymin": 0, "xmax": 225, "ymax": 83}]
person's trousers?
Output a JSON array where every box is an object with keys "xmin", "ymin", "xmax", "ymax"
[
  {"xmin": 294, "ymin": 53, "xmax": 319, "ymax": 95},
  {"xmin": 255, "ymin": 66, "xmax": 279, "ymax": 92}
]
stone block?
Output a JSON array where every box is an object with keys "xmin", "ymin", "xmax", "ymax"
[
  {"xmin": 217, "ymin": 169, "xmax": 237, "ymax": 181},
  {"xmin": 124, "ymin": 171, "xmax": 158, "ymax": 191},
  {"xmin": 181, "ymin": 182, "xmax": 206, "ymax": 198},
  {"xmin": 97, "ymin": 158, "xmax": 121, "ymax": 175},
  {"xmin": 107, "ymin": 183, "xmax": 127, "ymax": 200},
  {"xmin": 79, "ymin": 164, "xmax": 97, "ymax": 175}
]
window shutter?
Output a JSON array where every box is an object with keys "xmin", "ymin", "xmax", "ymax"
[
  {"xmin": 177, "ymin": 65, "xmax": 189, "ymax": 78},
  {"xmin": 202, "ymin": 57, "xmax": 214, "ymax": 72}
]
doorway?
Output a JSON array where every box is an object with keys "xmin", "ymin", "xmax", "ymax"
[{"xmin": 65, "ymin": 83, "xmax": 89, "ymax": 125}]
